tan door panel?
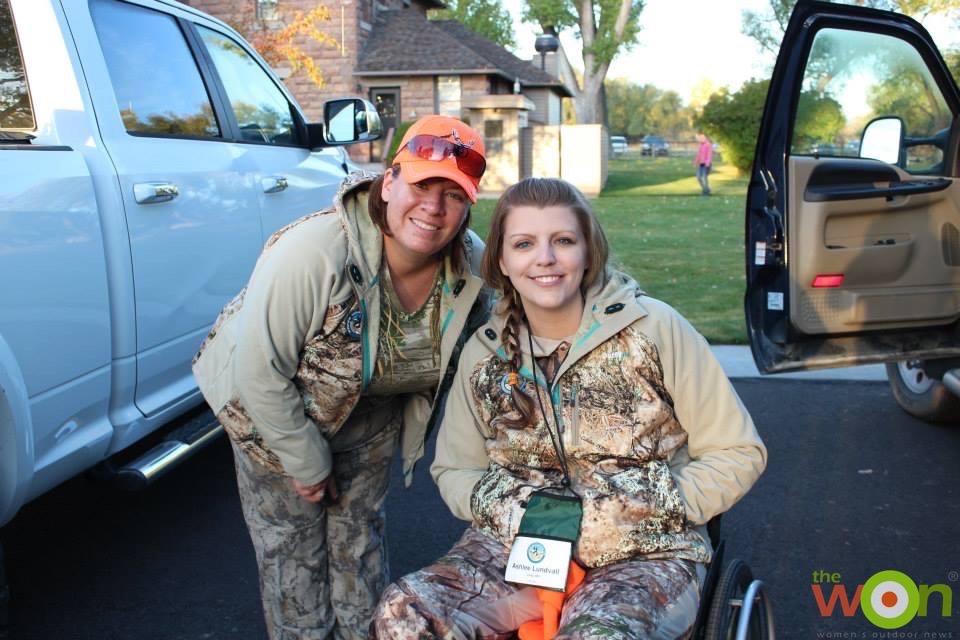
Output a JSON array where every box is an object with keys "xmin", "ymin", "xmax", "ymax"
[{"xmin": 787, "ymin": 156, "xmax": 960, "ymax": 334}]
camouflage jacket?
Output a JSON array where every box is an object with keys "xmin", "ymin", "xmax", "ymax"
[
  {"xmin": 192, "ymin": 173, "xmax": 488, "ymax": 486},
  {"xmin": 431, "ymin": 271, "xmax": 766, "ymax": 568}
]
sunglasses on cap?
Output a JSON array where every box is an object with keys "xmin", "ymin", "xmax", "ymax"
[{"xmin": 404, "ymin": 132, "xmax": 486, "ymax": 179}]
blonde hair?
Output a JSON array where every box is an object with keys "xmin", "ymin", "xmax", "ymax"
[{"xmin": 481, "ymin": 177, "xmax": 609, "ymax": 428}]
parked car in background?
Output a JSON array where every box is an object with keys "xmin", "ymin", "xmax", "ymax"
[
  {"xmin": 610, "ymin": 135, "xmax": 628, "ymax": 156},
  {"xmin": 641, "ymin": 134, "xmax": 670, "ymax": 156},
  {"xmin": 746, "ymin": 0, "xmax": 960, "ymax": 424}
]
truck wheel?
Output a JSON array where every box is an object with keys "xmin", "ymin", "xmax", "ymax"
[{"xmin": 885, "ymin": 361, "xmax": 960, "ymax": 425}]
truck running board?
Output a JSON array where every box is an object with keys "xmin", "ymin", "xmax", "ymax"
[
  {"xmin": 941, "ymin": 369, "xmax": 960, "ymax": 397},
  {"xmin": 113, "ymin": 415, "xmax": 224, "ymax": 491}
]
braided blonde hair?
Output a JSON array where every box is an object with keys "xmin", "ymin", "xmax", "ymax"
[{"xmin": 481, "ymin": 178, "xmax": 609, "ymax": 428}]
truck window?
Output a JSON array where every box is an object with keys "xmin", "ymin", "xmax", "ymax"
[
  {"xmin": 790, "ymin": 27, "xmax": 951, "ymax": 174},
  {"xmin": 91, "ymin": 0, "xmax": 220, "ymax": 138},
  {"xmin": 0, "ymin": 0, "xmax": 34, "ymax": 130},
  {"xmin": 196, "ymin": 25, "xmax": 296, "ymax": 145}
]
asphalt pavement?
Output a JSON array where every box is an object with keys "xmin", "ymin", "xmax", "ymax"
[{"xmin": 6, "ymin": 355, "xmax": 946, "ymax": 640}]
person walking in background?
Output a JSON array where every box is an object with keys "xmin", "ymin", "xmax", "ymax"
[
  {"xmin": 695, "ymin": 133, "xmax": 714, "ymax": 195},
  {"xmin": 191, "ymin": 115, "xmax": 489, "ymax": 640},
  {"xmin": 371, "ymin": 177, "xmax": 766, "ymax": 639}
]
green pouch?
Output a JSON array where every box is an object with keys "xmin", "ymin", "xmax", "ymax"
[{"xmin": 517, "ymin": 490, "xmax": 582, "ymax": 542}]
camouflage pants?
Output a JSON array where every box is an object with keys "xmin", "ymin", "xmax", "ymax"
[
  {"xmin": 232, "ymin": 413, "xmax": 401, "ymax": 640},
  {"xmin": 371, "ymin": 526, "xmax": 705, "ymax": 640}
]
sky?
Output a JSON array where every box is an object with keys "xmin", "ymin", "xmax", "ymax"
[{"xmin": 509, "ymin": 0, "xmax": 960, "ymax": 105}]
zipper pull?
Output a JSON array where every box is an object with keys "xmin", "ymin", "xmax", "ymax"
[{"xmin": 564, "ymin": 379, "xmax": 580, "ymax": 448}]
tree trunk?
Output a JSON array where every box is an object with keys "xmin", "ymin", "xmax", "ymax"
[
  {"xmin": 572, "ymin": 0, "xmax": 614, "ymax": 125},
  {"xmin": 575, "ymin": 75, "xmax": 606, "ymax": 125}
]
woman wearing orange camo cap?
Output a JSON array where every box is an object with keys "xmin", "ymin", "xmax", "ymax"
[{"xmin": 192, "ymin": 115, "xmax": 490, "ymax": 640}]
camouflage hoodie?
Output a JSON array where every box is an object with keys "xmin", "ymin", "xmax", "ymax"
[
  {"xmin": 431, "ymin": 271, "xmax": 766, "ymax": 568},
  {"xmin": 192, "ymin": 173, "xmax": 487, "ymax": 487}
]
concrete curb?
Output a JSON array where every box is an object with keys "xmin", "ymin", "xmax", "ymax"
[{"xmin": 711, "ymin": 345, "xmax": 888, "ymax": 382}]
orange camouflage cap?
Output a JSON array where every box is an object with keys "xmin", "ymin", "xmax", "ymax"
[{"xmin": 391, "ymin": 115, "xmax": 486, "ymax": 202}]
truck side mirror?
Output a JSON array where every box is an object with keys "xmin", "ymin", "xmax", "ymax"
[
  {"xmin": 860, "ymin": 116, "xmax": 904, "ymax": 165},
  {"xmin": 322, "ymin": 98, "xmax": 382, "ymax": 145}
]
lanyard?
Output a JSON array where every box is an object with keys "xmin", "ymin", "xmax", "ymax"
[{"xmin": 527, "ymin": 327, "xmax": 573, "ymax": 490}]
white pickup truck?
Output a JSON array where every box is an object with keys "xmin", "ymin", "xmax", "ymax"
[{"xmin": 0, "ymin": 0, "xmax": 379, "ymax": 623}]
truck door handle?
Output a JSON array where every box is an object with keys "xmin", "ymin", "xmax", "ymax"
[
  {"xmin": 133, "ymin": 182, "xmax": 180, "ymax": 204},
  {"xmin": 261, "ymin": 176, "xmax": 289, "ymax": 194},
  {"xmin": 804, "ymin": 177, "xmax": 952, "ymax": 202}
]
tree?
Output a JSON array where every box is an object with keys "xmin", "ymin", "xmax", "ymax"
[
  {"xmin": 792, "ymin": 91, "xmax": 845, "ymax": 150},
  {"xmin": 944, "ymin": 47, "xmax": 960, "ymax": 85},
  {"xmin": 429, "ymin": 0, "xmax": 516, "ymax": 49},
  {"xmin": 607, "ymin": 80, "xmax": 694, "ymax": 139},
  {"xmin": 235, "ymin": 5, "xmax": 339, "ymax": 88},
  {"xmin": 741, "ymin": 0, "xmax": 795, "ymax": 56},
  {"xmin": 697, "ymin": 79, "xmax": 771, "ymax": 174},
  {"xmin": 867, "ymin": 61, "xmax": 952, "ymax": 134},
  {"xmin": 523, "ymin": 0, "xmax": 644, "ymax": 124},
  {"xmin": 743, "ymin": 0, "xmax": 960, "ymax": 56},
  {"xmin": 689, "ymin": 79, "xmax": 721, "ymax": 112},
  {"xmin": 606, "ymin": 80, "xmax": 660, "ymax": 136}
]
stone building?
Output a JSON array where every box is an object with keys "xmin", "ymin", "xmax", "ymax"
[{"xmin": 184, "ymin": 0, "xmax": 609, "ymax": 194}]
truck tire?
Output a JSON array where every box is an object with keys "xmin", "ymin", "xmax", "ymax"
[{"xmin": 885, "ymin": 361, "xmax": 960, "ymax": 425}]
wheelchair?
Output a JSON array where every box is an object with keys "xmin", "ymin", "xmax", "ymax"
[{"xmin": 690, "ymin": 517, "xmax": 776, "ymax": 640}]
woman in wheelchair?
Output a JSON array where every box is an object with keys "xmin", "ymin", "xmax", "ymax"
[{"xmin": 372, "ymin": 177, "xmax": 767, "ymax": 639}]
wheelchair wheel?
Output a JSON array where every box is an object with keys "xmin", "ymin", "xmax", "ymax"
[{"xmin": 703, "ymin": 559, "xmax": 772, "ymax": 640}]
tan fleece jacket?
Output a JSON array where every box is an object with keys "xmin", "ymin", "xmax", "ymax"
[
  {"xmin": 431, "ymin": 271, "xmax": 766, "ymax": 566},
  {"xmin": 193, "ymin": 173, "xmax": 487, "ymax": 486}
]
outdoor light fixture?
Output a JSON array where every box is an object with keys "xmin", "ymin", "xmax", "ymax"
[
  {"xmin": 534, "ymin": 27, "xmax": 560, "ymax": 71},
  {"xmin": 256, "ymin": 0, "xmax": 279, "ymax": 21}
]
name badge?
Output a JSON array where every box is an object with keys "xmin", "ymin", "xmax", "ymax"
[
  {"xmin": 504, "ymin": 535, "xmax": 572, "ymax": 591},
  {"xmin": 504, "ymin": 490, "xmax": 582, "ymax": 592}
]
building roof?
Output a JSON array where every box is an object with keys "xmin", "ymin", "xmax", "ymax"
[{"xmin": 355, "ymin": 9, "xmax": 571, "ymax": 97}]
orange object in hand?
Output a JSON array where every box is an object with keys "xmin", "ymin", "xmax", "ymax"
[{"xmin": 517, "ymin": 561, "xmax": 587, "ymax": 640}]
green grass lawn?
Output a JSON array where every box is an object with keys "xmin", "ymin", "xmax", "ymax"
[{"xmin": 470, "ymin": 156, "xmax": 749, "ymax": 344}]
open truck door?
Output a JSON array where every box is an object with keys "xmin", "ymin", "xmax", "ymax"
[{"xmin": 746, "ymin": 0, "xmax": 960, "ymax": 421}]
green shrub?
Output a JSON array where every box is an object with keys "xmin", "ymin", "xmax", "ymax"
[
  {"xmin": 386, "ymin": 121, "xmax": 414, "ymax": 163},
  {"xmin": 697, "ymin": 79, "xmax": 770, "ymax": 174}
]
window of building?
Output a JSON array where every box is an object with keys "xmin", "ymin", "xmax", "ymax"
[
  {"xmin": 484, "ymin": 119, "xmax": 503, "ymax": 154},
  {"xmin": 256, "ymin": 0, "xmax": 279, "ymax": 21},
  {"xmin": 90, "ymin": 0, "xmax": 220, "ymax": 137},
  {"xmin": 436, "ymin": 76, "xmax": 461, "ymax": 118}
]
